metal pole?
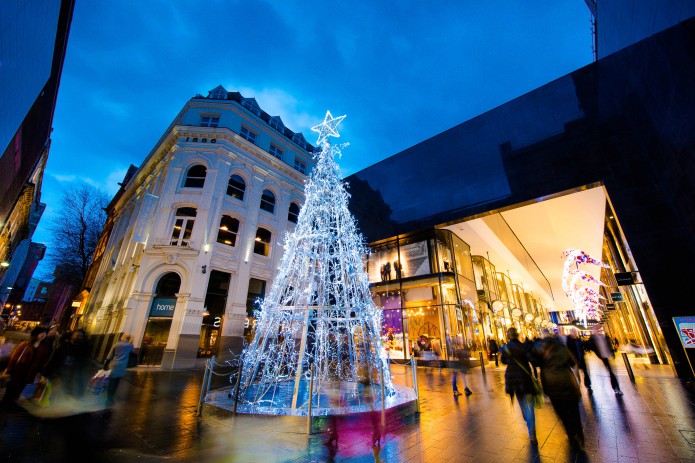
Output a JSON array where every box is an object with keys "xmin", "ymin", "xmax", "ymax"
[
  {"xmin": 306, "ymin": 363, "xmax": 315, "ymax": 435},
  {"xmin": 232, "ymin": 358, "xmax": 244, "ymax": 415},
  {"xmin": 205, "ymin": 355, "xmax": 216, "ymax": 395},
  {"xmin": 479, "ymin": 351, "xmax": 486, "ymax": 375},
  {"xmin": 197, "ymin": 358, "xmax": 211, "ymax": 416},
  {"xmin": 410, "ymin": 356, "xmax": 420, "ymax": 413},
  {"xmin": 621, "ymin": 352, "xmax": 636, "ymax": 383},
  {"xmin": 379, "ymin": 361, "xmax": 386, "ymax": 427}
]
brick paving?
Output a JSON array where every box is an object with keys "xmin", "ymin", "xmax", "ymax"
[{"xmin": 1, "ymin": 353, "xmax": 694, "ymax": 462}]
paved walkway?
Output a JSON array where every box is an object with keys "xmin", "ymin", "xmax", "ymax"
[{"xmin": 1, "ymin": 354, "xmax": 694, "ymax": 462}]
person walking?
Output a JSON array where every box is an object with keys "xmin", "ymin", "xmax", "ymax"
[
  {"xmin": 44, "ymin": 329, "xmax": 92, "ymax": 398},
  {"xmin": 488, "ymin": 338, "xmax": 499, "ymax": 366},
  {"xmin": 589, "ymin": 327, "xmax": 622, "ymax": 395},
  {"xmin": 535, "ymin": 328, "xmax": 584, "ymax": 450},
  {"xmin": 566, "ymin": 328, "xmax": 592, "ymax": 394},
  {"xmin": 500, "ymin": 327, "xmax": 538, "ymax": 445},
  {"xmin": 1, "ymin": 326, "xmax": 51, "ymax": 408},
  {"xmin": 452, "ymin": 346, "xmax": 473, "ymax": 396},
  {"xmin": 104, "ymin": 334, "xmax": 134, "ymax": 406}
]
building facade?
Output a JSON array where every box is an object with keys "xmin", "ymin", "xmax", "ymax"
[
  {"xmin": 0, "ymin": 0, "xmax": 74, "ymax": 306},
  {"xmin": 81, "ymin": 86, "xmax": 317, "ymax": 369},
  {"xmin": 347, "ymin": 17, "xmax": 695, "ymax": 379}
]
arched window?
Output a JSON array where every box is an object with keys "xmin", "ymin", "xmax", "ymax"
[
  {"xmin": 170, "ymin": 207, "xmax": 196, "ymax": 246},
  {"xmin": 227, "ymin": 175, "xmax": 245, "ymax": 200},
  {"xmin": 155, "ymin": 272, "xmax": 181, "ymax": 297},
  {"xmin": 217, "ymin": 215, "xmax": 240, "ymax": 247},
  {"xmin": 254, "ymin": 227, "xmax": 272, "ymax": 256},
  {"xmin": 260, "ymin": 189, "xmax": 275, "ymax": 213},
  {"xmin": 184, "ymin": 165, "xmax": 207, "ymax": 188},
  {"xmin": 288, "ymin": 202, "xmax": 300, "ymax": 223}
]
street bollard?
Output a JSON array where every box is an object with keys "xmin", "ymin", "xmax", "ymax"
[
  {"xmin": 621, "ymin": 352, "xmax": 636, "ymax": 383},
  {"xmin": 232, "ymin": 359, "xmax": 244, "ymax": 415},
  {"xmin": 410, "ymin": 356, "xmax": 420, "ymax": 413},
  {"xmin": 197, "ymin": 358, "xmax": 211, "ymax": 416},
  {"xmin": 479, "ymin": 351, "xmax": 486, "ymax": 375},
  {"xmin": 306, "ymin": 363, "xmax": 315, "ymax": 435}
]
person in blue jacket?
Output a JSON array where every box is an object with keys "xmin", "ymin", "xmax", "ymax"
[{"xmin": 105, "ymin": 333, "xmax": 134, "ymax": 406}]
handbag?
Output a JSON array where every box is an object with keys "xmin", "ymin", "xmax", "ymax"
[{"xmin": 513, "ymin": 357, "xmax": 544, "ymax": 408}]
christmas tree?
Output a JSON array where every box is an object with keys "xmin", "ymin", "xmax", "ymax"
[{"xmin": 237, "ymin": 111, "xmax": 394, "ymax": 415}]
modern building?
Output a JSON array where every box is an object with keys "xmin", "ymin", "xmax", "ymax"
[
  {"xmin": 0, "ymin": 0, "xmax": 75, "ymax": 305},
  {"xmin": 80, "ymin": 86, "xmax": 317, "ymax": 369},
  {"xmin": 347, "ymin": 14, "xmax": 695, "ymax": 378}
]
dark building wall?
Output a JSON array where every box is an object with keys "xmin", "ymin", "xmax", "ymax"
[
  {"xmin": 595, "ymin": 0, "xmax": 695, "ymax": 59},
  {"xmin": 347, "ymin": 19, "xmax": 695, "ymax": 379}
]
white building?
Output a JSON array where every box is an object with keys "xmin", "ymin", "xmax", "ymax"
[{"xmin": 81, "ymin": 85, "xmax": 316, "ymax": 369}]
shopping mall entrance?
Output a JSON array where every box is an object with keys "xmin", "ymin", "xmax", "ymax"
[{"xmin": 367, "ymin": 185, "xmax": 672, "ymax": 369}]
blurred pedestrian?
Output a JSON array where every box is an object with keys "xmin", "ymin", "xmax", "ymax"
[
  {"xmin": 104, "ymin": 334, "xmax": 134, "ymax": 406},
  {"xmin": 589, "ymin": 327, "xmax": 622, "ymax": 395},
  {"xmin": 44, "ymin": 329, "xmax": 92, "ymax": 398},
  {"xmin": 535, "ymin": 329, "xmax": 584, "ymax": 450},
  {"xmin": 488, "ymin": 338, "xmax": 499, "ymax": 366},
  {"xmin": 566, "ymin": 328, "xmax": 592, "ymax": 394},
  {"xmin": 500, "ymin": 327, "xmax": 538, "ymax": 445},
  {"xmin": 1, "ymin": 326, "xmax": 51, "ymax": 408},
  {"xmin": 452, "ymin": 346, "xmax": 473, "ymax": 396}
]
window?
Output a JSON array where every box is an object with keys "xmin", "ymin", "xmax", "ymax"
[
  {"xmin": 292, "ymin": 133, "xmax": 306, "ymax": 149},
  {"xmin": 217, "ymin": 215, "xmax": 240, "ymax": 247},
  {"xmin": 254, "ymin": 228, "xmax": 272, "ymax": 256},
  {"xmin": 227, "ymin": 174, "xmax": 245, "ymax": 200},
  {"xmin": 288, "ymin": 202, "xmax": 300, "ymax": 223},
  {"xmin": 246, "ymin": 278, "xmax": 266, "ymax": 316},
  {"xmin": 201, "ymin": 116, "xmax": 220, "ymax": 127},
  {"xmin": 240, "ymin": 126, "xmax": 257, "ymax": 144},
  {"xmin": 170, "ymin": 207, "xmax": 197, "ymax": 246},
  {"xmin": 269, "ymin": 144, "xmax": 284, "ymax": 160},
  {"xmin": 242, "ymin": 98, "xmax": 261, "ymax": 116},
  {"xmin": 260, "ymin": 189, "xmax": 275, "ymax": 213},
  {"xmin": 269, "ymin": 117, "xmax": 285, "ymax": 132},
  {"xmin": 184, "ymin": 165, "xmax": 207, "ymax": 188},
  {"xmin": 294, "ymin": 159, "xmax": 307, "ymax": 174}
]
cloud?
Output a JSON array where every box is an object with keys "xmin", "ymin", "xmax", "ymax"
[
  {"xmin": 50, "ymin": 173, "xmax": 77, "ymax": 183},
  {"xmin": 236, "ymin": 86, "xmax": 318, "ymax": 134}
]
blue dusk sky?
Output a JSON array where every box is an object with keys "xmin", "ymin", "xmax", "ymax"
[{"xmin": 35, "ymin": 0, "xmax": 593, "ymax": 276}]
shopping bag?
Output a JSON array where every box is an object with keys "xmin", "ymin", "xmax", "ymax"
[
  {"xmin": 89, "ymin": 369, "xmax": 111, "ymax": 395},
  {"xmin": 35, "ymin": 379, "xmax": 52, "ymax": 407},
  {"xmin": 20, "ymin": 382, "xmax": 37, "ymax": 400}
]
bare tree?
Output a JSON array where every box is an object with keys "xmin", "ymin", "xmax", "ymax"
[{"xmin": 45, "ymin": 184, "xmax": 108, "ymax": 287}]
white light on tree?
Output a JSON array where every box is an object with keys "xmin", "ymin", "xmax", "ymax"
[{"xmin": 236, "ymin": 111, "xmax": 395, "ymax": 415}]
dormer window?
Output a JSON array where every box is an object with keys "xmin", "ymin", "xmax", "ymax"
[
  {"xmin": 207, "ymin": 85, "xmax": 228, "ymax": 100},
  {"xmin": 241, "ymin": 98, "xmax": 261, "ymax": 116},
  {"xmin": 292, "ymin": 133, "xmax": 306, "ymax": 149},
  {"xmin": 269, "ymin": 144, "xmax": 284, "ymax": 160},
  {"xmin": 269, "ymin": 116, "xmax": 285, "ymax": 133},
  {"xmin": 240, "ymin": 126, "xmax": 257, "ymax": 144},
  {"xmin": 201, "ymin": 115, "xmax": 219, "ymax": 127}
]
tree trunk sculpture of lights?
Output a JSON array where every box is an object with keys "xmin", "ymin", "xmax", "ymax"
[{"xmin": 237, "ymin": 111, "xmax": 395, "ymax": 415}]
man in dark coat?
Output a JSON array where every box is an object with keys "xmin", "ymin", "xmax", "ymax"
[
  {"xmin": 566, "ymin": 328, "xmax": 592, "ymax": 394},
  {"xmin": 589, "ymin": 327, "xmax": 622, "ymax": 395},
  {"xmin": 535, "ymin": 330, "xmax": 584, "ymax": 450},
  {"xmin": 500, "ymin": 327, "xmax": 538, "ymax": 445}
]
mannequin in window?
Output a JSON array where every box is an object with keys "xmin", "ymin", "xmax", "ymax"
[
  {"xmin": 393, "ymin": 260, "xmax": 402, "ymax": 279},
  {"xmin": 383, "ymin": 261, "xmax": 391, "ymax": 281},
  {"xmin": 443, "ymin": 258, "xmax": 451, "ymax": 272},
  {"xmin": 380, "ymin": 264, "xmax": 386, "ymax": 281}
]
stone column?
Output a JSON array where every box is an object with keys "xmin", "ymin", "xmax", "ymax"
[{"xmin": 161, "ymin": 292, "xmax": 205, "ymax": 369}]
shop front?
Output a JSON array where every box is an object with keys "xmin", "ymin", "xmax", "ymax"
[
  {"xmin": 369, "ymin": 229, "xmax": 480, "ymax": 365},
  {"xmin": 140, "ymin": 272, "xmax": 180, "ymax": 366}
]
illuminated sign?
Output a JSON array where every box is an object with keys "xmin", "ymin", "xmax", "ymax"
[
  {"xmin": 149, "ymin": 298, "xmax": 176, "ymax": 317},
  {"xmin": 674, "ymin": 317, "xmax": 695, "ymax": 349}
]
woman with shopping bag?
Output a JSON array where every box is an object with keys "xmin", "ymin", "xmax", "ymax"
[
  {"xmin": 1, "ymin": 326, "xmax": 51, "ymax": 408},
  {"xmin": 104, "ymin": 334, "xmax": 134, "ymax": 406}
]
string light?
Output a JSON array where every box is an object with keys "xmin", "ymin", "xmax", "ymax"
[
  {"xmin": 237, "ymin": 112, "xmax": 395, "ymax": 414},
  {"xmin": 561, "ymin": 248, "xmax": 609, "ymax": 326}
]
